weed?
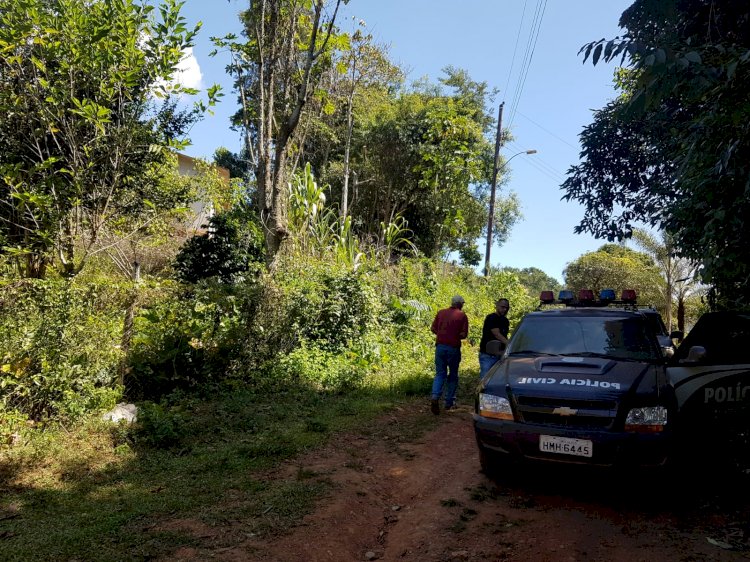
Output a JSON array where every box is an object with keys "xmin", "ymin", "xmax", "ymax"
[
  {"xmin": 440, "ymin": 498, "xmax": 461, "ymax": 507},
  {"xmin": 133, "ymin": 402, "xmax": 186, "ymax": 449},
  {"xmin": 295, "ymin": 466, "xmax": 318, "ymax": 480},
  {"xmin": 508, "ymin": 494, "xmax": 536, "ymax": 509},
  {"xmin": 343, "ymin": 460, "xmax": 365, "ymax": 471},
  {"xmin": 305, "ymin": 419, "xmax": 328, "ymax": 433},
  {"xmin": 449, "ymin": 520, "xmax": 467, "ymax": 533},
  {"xmin": 469, "ymin": 483, "xmax": 506, "ymax": 502}
]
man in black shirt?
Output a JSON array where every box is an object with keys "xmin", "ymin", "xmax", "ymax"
[{"xmin": 479, "ymin": 298, "xmax": 510, "ymax": 377}]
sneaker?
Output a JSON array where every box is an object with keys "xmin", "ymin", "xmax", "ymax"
[
  {"xmin": 445, "ymin": 404, "xmax": 455, "ymax": 411},
  {"xmin": 430, "ymin": 399, "xmax": 440, "ymax": 415}
]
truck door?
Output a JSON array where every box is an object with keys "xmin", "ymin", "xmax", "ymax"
[{"xmin": 666, "ymin": 312, "xmax": 750, "ymax": 470}]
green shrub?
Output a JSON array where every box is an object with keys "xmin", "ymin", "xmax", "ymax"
[
  {"xmin": 133, "ymin": 401, "xmax": 186, "ymax": 448},
  {"xmin": 363, "ymin": 329, "xmax": 434, "ymax": 394},
  {"xmin": 274, "ymin": 259, "xmax": 381, "ymax": 350},
  {"xmin": 268, "ymin": 343, "xmax": 369, "ymax": 393},
  {"xmin": 0, "ymin": 279, "xmax": 125, "ymax": 421},
  {"xmin": 127, "ymin": 281, "xmax": 251, "ymax": 400},
  {"xmin": 173, "ymin": 203, "xmax": 265, "ymax": 284}
]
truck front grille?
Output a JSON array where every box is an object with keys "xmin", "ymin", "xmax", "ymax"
[{"xmin": 514, "ymin": 396, "xmax": 617, "ymax": 430}]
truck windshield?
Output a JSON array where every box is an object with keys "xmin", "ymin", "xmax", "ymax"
[{"xmin": 508, "ymin": 316, "xmax": 660, "ymax": 361}]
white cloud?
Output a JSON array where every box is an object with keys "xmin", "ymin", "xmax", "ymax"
[
  {"xmin": 173, "ymin": 47, "xmax": 203, "ymax": 90},
  {"xmin": 150, "ymin": 46, "xmax": 204, "ymax": 98}
]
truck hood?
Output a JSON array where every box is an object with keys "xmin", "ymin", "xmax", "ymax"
[{"xmin": 484, "ymin": 355, "xmax": 659, "ymax": 400}]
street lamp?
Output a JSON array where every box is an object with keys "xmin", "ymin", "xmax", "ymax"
[{"xmin": 484, "ymin": 149, "xmax": 537, "ymax": 277}]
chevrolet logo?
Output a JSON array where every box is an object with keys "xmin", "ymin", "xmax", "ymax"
[{"xmin": 552, "ymin": 407, "xmax": 578, "ymax": 416}]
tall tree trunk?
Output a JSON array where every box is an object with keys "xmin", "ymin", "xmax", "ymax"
[
  {"xmin": 341, "ymin": 59, "xmax": 357, "ymax": 219},
  {"xmin": 243, "ymin": 0, "xmax": 342, "ymax": 265},
  {"xmin": 119, "ymin": 260, "xmax": 141, "ymax": 388},
  {"xmin": 677, "ymin": 295, "xmax": 686, "ymax": 333}
]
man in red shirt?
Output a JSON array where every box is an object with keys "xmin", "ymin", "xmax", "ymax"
[{"xmin": 430, "ymin": 295, "xmax": 469, "ymax": 414}]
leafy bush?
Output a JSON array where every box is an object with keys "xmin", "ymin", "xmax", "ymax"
[
  {"xmin": 133, "ymin": 401, "xmax": 186, "ymax": 448},
  {"xmin": 274, "ymin": 259, "xmax": 381, "ymax": 350},
  {"xmin": 127, "ymin": 281, "xmax": 252, "ymax": 400},
  {"xmin": 174, "ymin": 204, "xmax": 265, "ymax": 284},
  {"xmin": 268, "ymin": 343, "xmax": 369, "ymax": 393},
  {"xmin": 0, "ymin": 279, "xmax": 124, "ymax": 421}
]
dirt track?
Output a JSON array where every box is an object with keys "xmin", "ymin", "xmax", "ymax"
[{"xmin": 165, "ymin": 404, "xmax": 750, "ymax": 561}]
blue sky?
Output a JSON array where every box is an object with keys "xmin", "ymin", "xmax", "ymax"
[{"xmin": 179, "ymin": 0, "xmax": 633, "ymax": 283}]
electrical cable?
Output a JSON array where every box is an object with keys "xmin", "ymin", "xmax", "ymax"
[
  {"xmin": 506, "ymin": 0, "xmax": 543, "ymax": 121},
  {"xmin": 507, "ymin": 0, "xmax": 548, "ymax": 129},
  {"xmin": 509, "ymin": 0, "xmax": 548, "ymax": 128},
  {"xmin": 505, "ymin": 140, "xmax": 566, "ymax": 184},
  {"xmin": 506, "ymin": 0, "xmax": 542, "ymax": 119},
  {"xmin": 516, "ymin": 110, "xmax": 578, "ymax": 151},
  {"xmin": 502, "ymin": 0, "xmax": 529, "ymax": 103}
]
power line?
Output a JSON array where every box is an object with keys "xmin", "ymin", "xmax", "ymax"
[
  {"xmin": 516, "ymin": 110, "xmax": 579, "ymax": 151},
  {"xmin": 507, "ymin": 0, "xmax": 548, "ymax": 129},
  {"xmin": 506, "ymin": 0, "xmax": 543, "ymax": 121},
  {"xmin": 506, "ymin": 140, "xmax": 566, "ymax": 184},
  {"xmin": 504, "ymin": 154, "xmax": 564, "ymax": 185},
  {"xmin": 502, "ymin": 0, "xmax": 529, "ymax": 103},
  {"xmin": 509, "ymin": 0, "xmax": 548, "ymax": 128}
]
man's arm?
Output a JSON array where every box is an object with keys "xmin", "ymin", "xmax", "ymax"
[
  {"xmin": 431, "ymin": 313, "xmax": 439, "ymax": 335},
  {"xmin": 459, "ymin": 315, "xmax": 469, "ymax": 339},
  {"xmin": 490, "ymin": 327, "xmax": 509, "ymax": 345}
]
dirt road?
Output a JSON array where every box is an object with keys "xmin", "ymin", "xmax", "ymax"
[{"xmin": 167, "ymin": 404, "xmax": 750, "ymax": 561}]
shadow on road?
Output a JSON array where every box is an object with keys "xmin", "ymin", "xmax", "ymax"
[{"xmin": 483, "ymin": 456, "xmax": 750, "ymax": 518}]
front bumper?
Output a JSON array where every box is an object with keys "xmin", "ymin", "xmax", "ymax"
[{"xmin": 473, "ymin": 413, "xmax": 671, "ymax": 467}]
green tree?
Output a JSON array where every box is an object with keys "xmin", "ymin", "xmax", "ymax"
[
  {"xmin": 0, "ymin": 0, "xmax": 218, "ymax": 278},
  {"xmin": 563, "ymin": 244, "xmax": 663, "ymax": 307},
  {"xmin": 629, "ymin": 228, "xmax": 702, "ymax": 332},
  {"xmin": 563, "ymin": 0, "xmax": 750, "ymax": 309},
  {"xmin": 212, "ymin": 0, "xmax": 348, "ymax": 263},
  {"xmin": 501, "ymin": 267, "xmax": 562, "ymax": 298},
  {"xmin": 350, "ymin": 68, "xmax": 520, "ymax": 259},
  {"xmin": 213, "ymin": 147, "xmax": 251, "ymax": 181},
  {"xmin": 174, "ymin": 203, "xmax": 265, "ymax": 284}
]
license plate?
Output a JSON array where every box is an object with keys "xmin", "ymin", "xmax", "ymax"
[{"xmin": 539, "ymin": 435, "xmax": 593, "ymax": 458}]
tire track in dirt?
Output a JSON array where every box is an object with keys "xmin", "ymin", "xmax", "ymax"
[{"xmin": 165, "ymin": 405, "xmax": 750, "ymax": 561}]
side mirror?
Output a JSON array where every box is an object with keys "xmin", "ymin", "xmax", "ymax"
[
  {"xmin": 485, "ymin": 340, "xmax": 506, "ymax": 357},
  {"xmin": 670, "ymin": 330, "xmax": 684, "ymax": 342},
  {"xmin": 679, "ymin": 345, "xmax": 706, "ymax": 364}
]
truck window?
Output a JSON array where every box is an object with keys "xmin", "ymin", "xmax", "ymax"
[
  {"xmin": 508, "ymin": 316, "xmax": 660, "ymax": 361},
  {"xmin": 674, "ymin": 312, "xmax": 750, "ymax": 365}
]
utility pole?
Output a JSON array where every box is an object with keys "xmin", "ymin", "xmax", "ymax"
[{"xmin": 484, "ymin": 102, "xmax": 504, "ymax": 277}]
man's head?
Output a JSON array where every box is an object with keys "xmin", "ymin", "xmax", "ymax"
[
  {"xmin": 495, "ymin": 298, "xmax": 510, "ymax": 316},
  {"xmin": 451, "ymin": 295, "xmax": 465, "ymax": 309}
]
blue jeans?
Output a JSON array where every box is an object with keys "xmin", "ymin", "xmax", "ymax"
[
  {"xmin": 479, "ymin": 352, "xmax": 499, "ymax": 378},
  {"xmin": 432, "ymin": 344, "xmax": 461, "ymax": 407}
]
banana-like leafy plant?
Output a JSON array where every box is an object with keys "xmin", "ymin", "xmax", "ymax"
[{"xmin": 289, "ymin": 163, "xmax": 417, "ymax": 268}]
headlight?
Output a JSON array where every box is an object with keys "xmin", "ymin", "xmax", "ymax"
[
  {"xmin": 625, "ymin": 406, "xmax": 668, "ymax": 432},
  {"xmin": 478, "ymin": 393, "xmax": 513, "ymax": 420}
]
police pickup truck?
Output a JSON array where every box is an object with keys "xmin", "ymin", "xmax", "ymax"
[
  {"xmin": 474, "ymin": 289, "xmax": 674, "ymax": 470},
  {"xmin": 474, "ymin": 290, "xmax": 750, "ymax": 471}
]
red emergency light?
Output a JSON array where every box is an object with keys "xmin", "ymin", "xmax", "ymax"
[
  {"xmin": 539, "ymin": 291, "xmax": 555, "ymax": 304},
  {"xmin": 621, "ymin": 289, "xmax": 637, "ymax": 303},
  {"xmin": 578, "ymin": 289, "xmax": 595, "ymax": 302}
]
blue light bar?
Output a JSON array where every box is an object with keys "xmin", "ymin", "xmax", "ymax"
[
  {"xmin": 599, "ymin": 289, "xmax": 616, "ymax": 301},
  {"xmin": 558, "ymin": 290, "xmax": 574, "ymax": 303}
]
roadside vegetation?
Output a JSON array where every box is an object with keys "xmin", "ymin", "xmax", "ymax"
[
  {"xmin": 1, "ymin": 0, "xmax": 747, "ymax": 558},
  {"xmin": 0, "ymin": 232, "xmax": 534, "ymax": 559}
]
